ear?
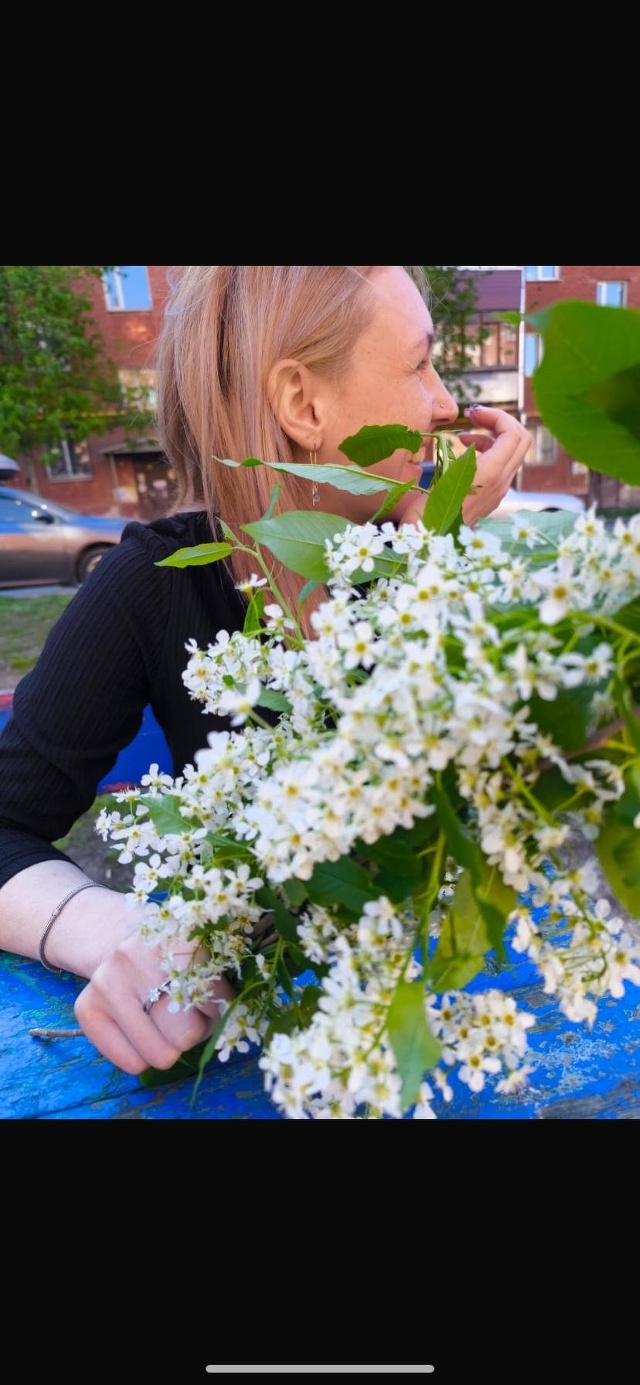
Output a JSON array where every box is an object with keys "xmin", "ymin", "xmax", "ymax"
[{"xmin": 267, "ymin": 358, "xmax": 327, "ymax": 450}]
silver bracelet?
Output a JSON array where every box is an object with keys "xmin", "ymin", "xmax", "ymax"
[{"xmin": 38, "ymin": 880, "xmax": 100, "ymax": 974}]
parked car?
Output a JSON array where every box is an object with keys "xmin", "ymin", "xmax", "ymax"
[
  {"xmin": 488, "ymin": 488, "xmax": 586, "ymax": 521},
  {"xmin": 420, "ymin": 465, "xmax": 585, "ymax": 521},
  {"xmin": 0, "ymin": 486, "xmax": 128, "ymax": 588}
]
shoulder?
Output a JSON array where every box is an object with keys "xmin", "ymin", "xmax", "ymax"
[{"xmin": 119, "ymin": 510, "xmax": 215, "ymax": 560}]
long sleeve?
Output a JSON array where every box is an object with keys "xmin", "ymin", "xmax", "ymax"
[{"xmin": 0, "ymin": 512, "xmax": 247, "ymax": 887}]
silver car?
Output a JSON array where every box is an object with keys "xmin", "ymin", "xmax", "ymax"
[
  {"xmin": 488, "ymin": 488, "xmax": 586, "ymax": 521},
  {"xmin": 0, "ymin": 485, "xmax": 127, "ymax": 587},
  {"xmin": 420, "ymin": 465, "xmax": 586, "ymax": 521}
]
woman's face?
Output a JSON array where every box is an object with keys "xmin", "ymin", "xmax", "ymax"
[{"xmin": 319, "ymin": 265, "xmax": 458, "ymax": 524}]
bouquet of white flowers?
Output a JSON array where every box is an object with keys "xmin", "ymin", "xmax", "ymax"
[{"xmin": 96, "ymin": 419, "xmax": 640, "ymax": 1120}]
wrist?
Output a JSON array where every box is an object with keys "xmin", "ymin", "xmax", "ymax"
[{"xmin": 45, "ymin": 886, "xmax": 144, "ymax": 978}]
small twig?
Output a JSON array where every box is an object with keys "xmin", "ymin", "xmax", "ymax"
[
  {"xmin": 29, "ymin": 1026, "xmax": 84, "ymax": 1040},
  {"xmin": 537, "ymin": 706, "xmax": 639, "ymax": 773}
]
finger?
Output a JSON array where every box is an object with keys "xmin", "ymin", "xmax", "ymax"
[
  {"xmin": 74, "ymin": 987, "xmax": 180, "ymax": 1074},
  {"xmin": 465, "ymin": 404, "xmax": 526, "ymax": 436},
  {"xmin": 456, "ymin": 431, "xmax": 495, "ymax": 454},
  {"xmin": 469, "ymin": 431, "xmax": 530, "ymax": 485},
  {"xmin": 399, "ymin": 493, "xmax": 428, "ymax": 528},
  {"xmin": 75, "ymin": 965, "xmax": 229, "ymax": 1074}
]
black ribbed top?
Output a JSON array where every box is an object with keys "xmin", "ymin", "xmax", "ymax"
[{"xmin": 0, "ymin": 512, "xmax": 249, "ymax": 887}]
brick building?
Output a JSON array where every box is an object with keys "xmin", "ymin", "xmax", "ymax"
[
  {"xmin": 522, "ymin": 265, "xmax": 640, "ymax": 506},
  {"xmin": 8, "ymin": 264, "xmax": 640, "ymax": 519},
  {"xmin": 14, "ymin": 266, "xmax": 174, "ymax": 521}
]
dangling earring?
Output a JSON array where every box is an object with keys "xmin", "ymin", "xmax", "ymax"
[{"xmin": 310, "ymin": 441, "xmax": 320, "ymax": 507}]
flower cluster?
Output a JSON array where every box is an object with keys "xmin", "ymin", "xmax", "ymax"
[{"xmin": 97, "ymin": 502, "xmax": 640, "ymax": 1118}]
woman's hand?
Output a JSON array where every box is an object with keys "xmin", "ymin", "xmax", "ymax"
[
  {"xmin": 74, "ymin": 930, "xmax": 235, "ymax": 1075},
  {"xmin": 457, "ymin": 404, "xmax": 532, "ymax": 525}
]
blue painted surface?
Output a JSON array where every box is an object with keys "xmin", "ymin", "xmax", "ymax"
[
  {"xmin": 1, "ymin": 938, "xmax": 639, "ymax": 1119},
  {"xmin": 0, "ymin": 953, "xmax": 280, "ymax": 1120},
  {"xmin": 95, "ymin": 704, "xmax": 172, "ymax": 792},
  {"xmin": 2, "ymin": 690, "xmax": 640, "ymax": 1118}
]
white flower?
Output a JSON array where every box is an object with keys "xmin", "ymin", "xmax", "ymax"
[{"xmin": 100, "ymin": 501, "xmax": 640, "ymax": 1120}]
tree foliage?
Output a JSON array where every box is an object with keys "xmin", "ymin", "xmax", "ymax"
[
  {"xmin": 423, "ymin": 265, "xmax": 487, "ymax": 403},
  {"xmin": 0, "ymin": 265, "xmax": 135, "ymax": 463}
]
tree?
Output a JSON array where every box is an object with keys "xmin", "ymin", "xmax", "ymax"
[
  {"xmin": 423, "ymin": 265, "xmax": 487, "ymax": 405},
  {"xmin": 0, "ymin": 266, "xmax": 152, "ymax": 468}
]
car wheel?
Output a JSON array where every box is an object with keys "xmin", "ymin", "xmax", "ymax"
[{"xmin": 77, "ymin": 545, "xmax": 112, "ymax": 583}]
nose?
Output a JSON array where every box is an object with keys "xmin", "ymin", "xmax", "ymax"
[{"xmin": 434, "ymin": 379, "xmax": 458, "ymax": 426}]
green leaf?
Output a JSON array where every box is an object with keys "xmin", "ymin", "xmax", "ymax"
[
  {"xmin": 139, "ymin": 1039, "xmax": 211, "ymax": 1088},
  {"xmin": 306, "ymin": 855, "xmax": 380, "ymax": 915},
  {"xmin": 155, "ymin": 541, "xmax": 234, "ymax": 569},
  {"xmin": 530, "ymin": 299, "xmax": 640, "ymax": 482},
  {"xmin": 532, "ymin": 765, "xmax": 576, "ymax": 812},
  {"xmin": 338, "ymin": 423, "xmax": 423, "ymax": 466},
  {"xmin": 582, "ymin": 363, "xmax": 640, "ymax": 442},
  {"xmin": 263, "ymin": 483, "xmax": 283, "ymax": 521},
  {"xmin": 138, "ymin": 794, "xmax": 196, "ymax": 836},
  {"xmin": 231, "ymin": 455, "xmax": 416, "ymax": 498},
  {"xmin": 593, "ymin": 778, "xmax": 640, "ymax": 917},
  {"xmin": 422, "ymin": 448, "xmax": 476, "ymax": 535},
  {"xmin": 243, "ymin": 511, "xmax": 350, "ymax": 580},
  {"xmin": 242, "ymin": 587, "xmax": 266, "ymax": 636},
  {"xmin": 282, "ymin": 877, "xmax": 309, "ymax": 909},
  {"xmin": 478, "ymin": 509, "xmax": 580, "ymax": 556},
  {"xmin": 444, "ymin": 868, "xmax": 493, "ymax": 954},
  {"xmin": 429, "ymin": 951, "xmax": 485, "ymax": 992},
  {"xmin": 387, "ymin": 980, "xmax": 442, "ymax": 1112},
  {"xmin": 371, "ymin": 480, "xmax": 418, "ymax": 521},
  {"xmin": 366, "ymin": 835, "xmax": 422, "ymax": 880},
  {"xmin": 528, "ymin": 684, "xmax": 594, "ymax": 753},
  {"xmin": 265, "ymin": 984, "xmax": 322, "ymax": 1041},
  {"xmin": 613, "ymin": 596, "xmax": 640, "ymax": 638},
  {"xmin": 256, "ymin": 688, "xmax": 292, "ymax": 713},
  {"xmin": 298, "ymin": 578, "xmax": 319, "ymax": 607},
  {"xmin": 429, "ymin": 869, "xmax": 490, "ymax": 991},
  {"xmin": 272, "ymin": 897, "xmax": 303, "ymax": 945},
  {"xmin": 431, "ymin": 781, "xmax": 482, "ymax": 878}
]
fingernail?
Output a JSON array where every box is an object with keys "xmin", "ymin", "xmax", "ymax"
[{"xmin": 464, "ymin": 404, "xmax": 481, "ymax": 417}]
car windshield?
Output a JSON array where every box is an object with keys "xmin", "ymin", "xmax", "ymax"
[{"xmin": 4, "ymin": 488, "xmax": 88, "ymax": 521}]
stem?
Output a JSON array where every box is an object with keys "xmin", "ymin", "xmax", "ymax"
[
  {"xmin": 238, "ymin": 541, "xmax": 302, "ymax": 636},
  {"xmin": 357, "ymin": 831, "xmax": 447, "ymax": 1068},
  {"xmin": 29, "ymin": 1027, "xmax": 84, "ymax": 1040},
  {"xmin": 502, "ymin": 757, "xmax": 555, "ymax": 825}
]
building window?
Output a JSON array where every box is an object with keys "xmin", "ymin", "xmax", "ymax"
[
  {"xmin": 596, "ymin": 280, "xmax": 627, "ymax": 307},
  {"xmin": 525, "ymin": 426, "xmax": 556, "ymax": 467},
  {"xmin": 45, "ymin": 438, "xmax": 92, "ymax": 480},
  {"xmin": 525, "ymin": 266, "xmax": 559, "ymax": 281},
  {"xmin": 103, "ymin": 266, "xmax": 152, "ymax": 311},
  {"xmin": 524, "ymin": 332, "xmax": 543, "ymax": 377},
  {"xmin": 466, "ymin": 317, "xmax": 518, "ymax": 369},
  {"xmin": 118, "ymin": 368, "xmax": 157, "ymax": 412}
]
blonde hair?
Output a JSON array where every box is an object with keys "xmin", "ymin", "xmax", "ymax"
[{"xmin": 155, "ymin": 266, "xmax": 429, "ymax": 635}]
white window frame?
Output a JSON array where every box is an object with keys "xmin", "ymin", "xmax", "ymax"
[
  {"xmin": 103, "ymin": 266, "xmax": 152, "ymax": 312},
  {"xmin": 525, "ymin": 425, "xmax": 556, "ymax": 467},
  {"xmin": 525, "ymin": 266, "xmax": 560, "ymax": 281},
  {"xmin": 596, "ymin": 280, "xmax": 627, "ymax": 307},
  {"xmin": 524, "ymin": 332, "xmax": 543, "ymax": 377}
]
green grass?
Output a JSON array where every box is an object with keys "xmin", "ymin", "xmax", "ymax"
[{"xmin": 0, "ymin": 593, "xmax": 75, "ymax": 685}]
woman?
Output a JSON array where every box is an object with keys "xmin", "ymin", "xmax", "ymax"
[{"xmin": 0, "ymin": 265, "xmax": 531, "ymax": 1075}]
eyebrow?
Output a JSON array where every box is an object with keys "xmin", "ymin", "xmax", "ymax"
[{"xmin": 411, "ymin": 331, "xmax": 435, "ymax": 354}]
